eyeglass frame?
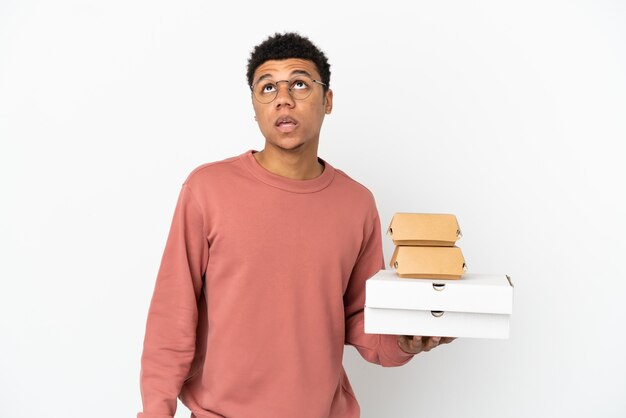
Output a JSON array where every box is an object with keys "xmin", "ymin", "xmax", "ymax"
[{"xmin": 250, "ymin": 75, "xmax": 328, "ymax": 104}]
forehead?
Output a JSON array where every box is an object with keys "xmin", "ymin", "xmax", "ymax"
[{"xmin": 253, "ymin": 58, "xmax": 320, "ymax": 82}]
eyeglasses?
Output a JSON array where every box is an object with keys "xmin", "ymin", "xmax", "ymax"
[{"xmin": 251, "ymin": 75, "xmax": 327, "ymax": 104}]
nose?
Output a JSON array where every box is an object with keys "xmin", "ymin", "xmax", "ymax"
[{"xmin": 274, "ymin": 80, "xmax": 295, "ymax": 108}]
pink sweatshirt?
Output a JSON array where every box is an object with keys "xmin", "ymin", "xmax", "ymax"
[{"xmin": 137, "ymin": 150, "xmax": 413, "ymax": 418}]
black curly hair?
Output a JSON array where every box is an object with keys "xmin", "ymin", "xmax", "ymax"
[{"xmin": 246, "ymin": 32, "xmax": 331, "ymax": 92}]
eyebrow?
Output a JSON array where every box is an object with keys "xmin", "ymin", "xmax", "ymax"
[{"xmin": 254, "ymin": 70, "xmax": 314, "ymax": 85}]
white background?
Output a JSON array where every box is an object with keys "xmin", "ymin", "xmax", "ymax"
[{"xmin": 1, "ymin": 1, "xmax": 625, "ymax": 417}]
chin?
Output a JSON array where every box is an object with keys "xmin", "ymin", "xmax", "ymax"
[
  {"xmin": 270, "ymin": 138, "xmax": 306, "ymax": 151},
  {"xmin": 278, "ymin": 143, "xmax": 306, "ymax": 152}
]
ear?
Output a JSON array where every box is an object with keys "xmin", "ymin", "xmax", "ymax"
[
  {"xmin": 324, "ymin": 89, "xmax": 333, "ymax": 114},
  {"xmin": 251, "ymin": 94, "xmax": 260, "ymax": 121}
]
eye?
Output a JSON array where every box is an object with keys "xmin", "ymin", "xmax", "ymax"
[
  {"xmin": 291, "ymin": 79, "xmax": 309, "ymax": 90},
  {"xmin": 261, "ymin": 83, "xmax": 276, "ymax": 94}
]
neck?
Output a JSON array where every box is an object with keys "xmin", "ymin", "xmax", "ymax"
[{"xmin": 253, "ymin": 143, "xmax": 323, "ymax": 180}]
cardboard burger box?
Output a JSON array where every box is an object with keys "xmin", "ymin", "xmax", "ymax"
[
  {"xmin": 364, "ymin": 269, "xmax": 514, "ymax": 339},
  {"xmin": 390, "ymin": 245, "xmax": 466, "ymax": 280},
  {"xmin": 387, "ymin": 213, "xmax": 462, "ymax": 246}
]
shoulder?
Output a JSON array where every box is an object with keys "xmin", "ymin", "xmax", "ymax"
[
  {"xmin": 329, "ymin": 166, "xmax": 379, "ymax": 222},
  {"xmin": 333, "ymin": 168, "xmax": 376, "ymax": 202},
  {"xmin": 182, "ymin": 153, "xmax": 244, "ymax": 188}
]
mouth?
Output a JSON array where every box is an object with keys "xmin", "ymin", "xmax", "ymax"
[{"xmin": 275, "ymin": 116, "xmax": 298, "ymax": 133}]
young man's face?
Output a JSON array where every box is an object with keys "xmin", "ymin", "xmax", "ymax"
[{"xmin": 251, "ymin": 58, "xmax": 333, "ymax": 153}]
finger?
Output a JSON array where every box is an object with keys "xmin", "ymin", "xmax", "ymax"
[
  {"xmin": 411, "ymin": 336, "xmax": 423, "ymax": 351},
  {"xmin": 423, "ymin": 336, "xmax": 441, "ymax": 352},
  {"xmin": 440, "ymin": 337, "xmax": 456, "ymax": 345},
  {"xmin": 400, "ymin": 336, "xmax": 421, "ymax": 354},
  {"xmin": 398, "ymin": 335, "xmax": 417, "ymax": 353},
  {"xmin": 397, "ymin": 335, "xmax": 407, "ymax": 350}
]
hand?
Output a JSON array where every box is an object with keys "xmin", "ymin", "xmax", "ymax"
[{"xmin": 397, "ymin": 335, "xmax": 456, "ymax": 355}]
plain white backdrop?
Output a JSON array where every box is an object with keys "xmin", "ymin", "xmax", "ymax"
[{"xmin": 1, "ymin": 1, "xmax": 625, "ymax": 417}]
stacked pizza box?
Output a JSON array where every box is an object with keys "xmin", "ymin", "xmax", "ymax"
[{"xmin": 387, "ymin": 213, "xmax": 465, "ymax": 279}]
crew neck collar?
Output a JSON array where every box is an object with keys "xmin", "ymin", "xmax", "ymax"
[{"xmin": 240, "ymin": 149, "xmax": 335, "ymax": 193}]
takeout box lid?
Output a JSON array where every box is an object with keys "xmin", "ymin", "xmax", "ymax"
[
  {"xmin": 390, "ymin": 245, "xmax": 466, "ymax": 280},
  {"xmin": 387, "ymin": 213, "xmax": 462, "ymax": 246},
  {"xmin": 366, "ymin": 269, "xmax": 514, "ymax": 314}
]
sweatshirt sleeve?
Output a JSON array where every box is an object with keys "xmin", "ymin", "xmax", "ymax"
[
  {"xmin": 137, "ymin": 184, "xmax": 209, "ymax": 418},
  {"xmin": 344, "ymin": 209, "xmax": 415, "ymax": 367}
]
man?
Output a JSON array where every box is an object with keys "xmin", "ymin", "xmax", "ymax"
[{"xmin": 137, "ymin": 32, "xmax": 452, "ymax": 418}]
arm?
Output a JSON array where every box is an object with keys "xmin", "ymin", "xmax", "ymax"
[
  {"xmin": 137, "ymin": 184, "xmax": 209, "ymax": 418},
  {"xmin": 344, "ymin": 210, "xmax": 415, "ymax": 367}
]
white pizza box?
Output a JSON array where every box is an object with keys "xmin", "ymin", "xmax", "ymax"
[{"xmin": 364, "ymin": 269, "xmax": 514, "ymax": 339}]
